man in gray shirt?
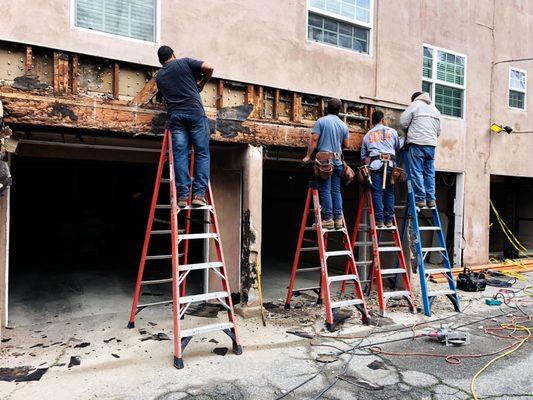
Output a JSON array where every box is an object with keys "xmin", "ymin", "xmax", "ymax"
[
  {"xmin": 399, "ymin": 91, "xmax": 442, "ymax": 208},
  {"xmin": 303, "ymin": 98, "xmax": 349, "ymax": 230}
]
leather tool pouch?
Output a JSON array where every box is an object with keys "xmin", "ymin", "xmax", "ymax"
[
  {"xmin": 356, "ymin": 165, "xmax": 372, "ymax": 186},
  {"xmin": 390, "ymin": 167, "xmax": 407, "ymax": 185},
  {"xmin": 314, "ymin": 152, "xmax": 334, "ymax": 180},
  {"xmin": 457, "ymin": 268, "xmax": 487, "ymax": 292},
  {"xmin": 341, "ymin": 161, "xmax": 355, "ymax": 185}
]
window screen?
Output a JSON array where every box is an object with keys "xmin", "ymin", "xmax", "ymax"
[
  {"xmin": 509, "ymin": 69, "xmax": 526, "ymax": 110},
  {"xmin": 75, "ymin": 0, "xmax": 157, "ymax": 42}
]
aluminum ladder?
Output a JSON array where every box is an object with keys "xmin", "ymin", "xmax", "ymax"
[
  {"xmin": 285, "ymin": 182, "xmax": 369, "ymax": 331},
  {"xmin": 401, "ymin": 156, "xmax": 460, "ymax": 316},
  {"xmin": 127, "ymin": 129, "xmax": 242, "ymax": 369},
  {"xmin": 343, "ymin": 187, "xmax": 416, "ymax": 316}
]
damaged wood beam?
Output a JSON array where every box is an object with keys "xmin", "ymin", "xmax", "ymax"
[
  {"xmin": 290, "ymin": 93, "xmax": 301, "ymax": 123},
  {"xmin": 24, "ymin": 46, "xmax": 32, "ymax": 73},
  {"xmin": 318, "ymin": 98, "xmax": 325, "ymax": 118},
  {"xmin": 71, "ymin": 55, "xmax": 78, "ymax": 95},
  {"xmin": 216, "ymin": 80, "xmax": 224, "ymax": 109},
  {"xmin": 113, "ymin": 62, "xmax": 120, "ymax": 99},
  {"xmin": 255, "ymin": 86, "xmax": 263, "ymax": 118},
  {"xmin": 272, "ymin": 89, "xmax": 280, "ymax": 119},
  {"xmin": 53, "ymin": 52, "xmax": 70, "ymax": 95},
  {"xmin": 128, "ymin": 75, "xmax": 158, "ymax": 107}
]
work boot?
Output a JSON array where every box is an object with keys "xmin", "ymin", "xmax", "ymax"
[
  {"xmin": 415, "ymin": 201, "xmax": 426, "ymax": 209},
  {"xmin": 191, "ymin": 195, "xmax": 207, "ymax": 207},
  {"xmin": 334, "ymin": 219, "xmax": 344, "ymax": 230},
  {"xmin": 385, "ymin": 220, "xmax": 394, "ymax": 228},
  {"xmin": 376, "ymin": 221, "xmax": 384, "ymax": 229},
  {"xmin": 178, "ymin": 197, "xmax": 188, "ymax": 208},
  {"xmin": 427, "ymin": 200, "xmax": 436, "ymax": 208},
  {"xmin": 322, "ymin": 219, "xmax": 335, "ymax": 230}
]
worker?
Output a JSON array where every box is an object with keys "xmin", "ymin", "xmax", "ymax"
[
  {"xmin": 302, "ymin": 98, "xmax": 349, "ymax": 230},
  {"xmin": 399, "ymin": 91, "xmax": 442, "ymax": 208},
  {"xmin": 361, "ymin": 111, "xmax": 403, "ymax": 228},
  {"xmin": 156, "ymin": 45, "xmax": 214, "ymax": 207}
]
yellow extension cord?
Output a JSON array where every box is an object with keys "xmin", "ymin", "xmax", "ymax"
[{"xmin": 489, "ymin": 200, "xmax": 530, "ymax": 257}]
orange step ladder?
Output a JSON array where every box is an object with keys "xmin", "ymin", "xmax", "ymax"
[{"xmin": 127, "ymin": 129, "xmax": 242, "ymax": 369}]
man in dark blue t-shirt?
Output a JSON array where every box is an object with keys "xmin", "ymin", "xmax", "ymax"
[{"xmin": 156, "ymin": 45, "xmax": 214, "ymax": 207}]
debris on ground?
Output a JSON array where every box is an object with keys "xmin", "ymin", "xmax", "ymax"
[
  {"xmin": 185, "ymin": 303, "xmax": 225, "ymax": 318},
  {"xmin": 141, "ymin": 332, "xmax": 170, "ymax": 341},
  {"xmin": 147, "ymin": 322, "xmax": 157, "ymax": 326},
  {"xmin": 68, "ymin": 356, "xmax": 81, "ymax": 368},
  {"xmin": 74, "ymin": 342, "xmax": 90, "ymax": 348},
  {"xmin": 138, "ymin": 328, "xmax": 147, "ymax": 335},
  {"xmin": 316, "ymin": 353, "xmax": 338, "ymax": 363},
  {"xmin": 15, "ymin": 368, "xmax": 48, "ymax": 382},
  {"xmin": 209, "ymin": 338, "xmax": 219, "ymax": 344},
  {"xmin": 0, "ymin": 366, "xmax": 31, "ymax": 382},
  {"xmin": 111, "ymin": 354, "xmax": 120, "ymax": 359},
  {"xmin": 367, "ymin": 360, "xmax": 387, "ymax": 370},
  {"xmin": 103, "ymin": 337, "xmax": 116, "ymax": 343},
  {"xmin": 1, "ymin": 338, "xmax": 11, "ymax": 343},
  {"xmin": 339, "ymin": 374, "xmax": 384, "ymax": 390},
  {"xmin": 213, "ymin": 347, "xmax": 228, "ymax": 356},
  {"xmin": 286, "ymin": 330, "xmax": 314, "ymax": 339}
]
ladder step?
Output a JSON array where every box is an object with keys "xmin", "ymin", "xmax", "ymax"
[
  {"xmin": 297, "ymin": 267, "xmax": 321, "ymax": 273},
  {"xmin": 300, "ymin": 247, "xmax": 319, "ymax": 252},
  {"xmin": 155, "ymin": 205, "xmax": 171, "ymax": 209},
  {"xmin": 331, "ymin": 298, "xmax": 364, "ymax": 308},
  {"xmin": 179, "ymin": 262, "xmax": 224, "ymax": 272},
  {"xmin": 354, "ymin": 241, "xmax": 373, "ymax": 246},
  {"xmin": 377, "ymin": 226, "xmax": 396, "ymax": 231},
  {"xmin": 323, "ymin": 228, "xmax": 347, "ymax": 233},
  {"xmin": 161, "ymin": 178, "xmax": 170, "ymax": 183},
  {"xmin": 179, "ymin": 233, "xmax": 219, "ymax": 240},
  {"xmin": 419, "ymin": 226, "xmax": 440, "ymax": 231},
  {"xmin": 328, "ymin": 274, "xmax": 359, "ymax": 283},
  {"xmin": 383, "ymin": 290, "xmax": 411, "ymax": 300},
  {"xmin": 378, "ymin": 241, "xmax": 396, "ymax": 246},
  {"xmin": 304, "ymin": 226, "xmax": 317, "ymax": 231},
  {"xmin": 146, "ymin": 254, "xmax": 184, "ymax": 260},
  {"xmin": 294, "ymin": 285, "xmax": 321, "ymax": 292},
  {"xmin": 378, "ymin": 246, "xmax": 401, "ymax": 252},
  {"xmin": 424, "ymin": 267, "xmax": 451, "ymax": 275},
  {"xmin": 141, "ymin": 278, "xmax": 172, "ymax": 285},
  {"xmin": 137, "ymin": 299, "xmax": 172, "ymax": 308},
  {"xmin": 421, "ymin": 247, "xmax": 446, "ymax": 252},
  {"xmin": 179, "ymin": 291, "xmax": 229, "ymax": 304},
  {"xmin": 150, "ymin": 230, "xmax": 171, "ymax": 235},
  {"xmin": 325, "ymin": 250, "xmax": 352, "ymax": 257},
  {"xmin": 181, "ymin": 322, "xmax": 234, "ymax": 338},
  {"xmin": 178, "ymin": 205, "xmax": 214, "ymax": 211},
  {"xmin": 380, "ymin": 268, "xmax": 406, "ymax": 275},
  {"xmin": 427, "ymin": 289, "xmax": 456, "ymax": 297}
]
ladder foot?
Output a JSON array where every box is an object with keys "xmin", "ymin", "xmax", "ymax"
[
  {"xmin": 173, "ymin": 356, "xmax": 184, "ymax": 370},
  {"xmin": 316, "ymin": 298, "xmax": 323, "ymax": 305},
  {"xmin": 233, "ymin": 344, "xmax": 243, "ymax": 355},
  {"xmin": 284, "ymin": 303, "xmax": 290, "ymax": 310},
  {"xmin": 325, "ymin": 322, "xmax": 336, "ymax": 332},
  {"xmin": 127, "ymin": 321, "xmax": 135, "ymax": 329}
]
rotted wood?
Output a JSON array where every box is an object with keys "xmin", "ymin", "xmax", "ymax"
[
  {"xmin": 25, "ymin": 46, "xmax": 32, "ymax": 73},
  {"xmin": 318, "ymin": 98, "xmax": 325, "ymax": 118},
  {"xmin": 272, "ymin": 89, "xmax": 280, "ymax": 119},
  {"xmin": 216, "ymin": 80, "xmax": 224, "ymax": 109},
  {"xmin": 129, "ymin": 75, "xmax": 158, "ymax": 107},
  {"xmin": 290, "ymin": 92, "xmax": 301, "ymax": 122},
  {"xmin": 53, "ymin": 52, "xmax": 70, "ymax": 94},
  {"xmin": 113, "ymin": 62, "xmax": 120, "ymax": 99},
  {"xmin": 256, "ymin": 86, "xmax": 264, "ymax": 118},
  {"xmin": 71, "ymin": 55, "xmax": 78, "ymax": 95}
]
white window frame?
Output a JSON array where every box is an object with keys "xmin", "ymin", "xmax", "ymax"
[
  {"xmin": 422, "ymin": 43, "xmax": 467, "ymax": 120},
  {"xmin": 70, "ymin": 0, "xmax": 161, "ymax": 45},
  {"xmin": 508, "ymin": 67, "xmax": 527, "ymax": 111},
  {"xmin": 306, "ymin": 0, "xmax": 374, "ymax": 57}
]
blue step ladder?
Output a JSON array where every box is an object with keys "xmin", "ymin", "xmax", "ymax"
[{"xmin": 400, "ymin": 156, "xmax": 460, "ymax": 316}]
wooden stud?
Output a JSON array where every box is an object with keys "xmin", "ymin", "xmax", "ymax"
[
  {"xmin": 128, "ymin": 76, "xmax": 158, "ymax": 106},
  {"xmin": 216, "ymin": 80, "xmax": 224, "ymax": 109},
  {"xmin": 113, "ymin": 62, "xmax": 120, "ymax": 99},
  {"xmin": 71, "ymin": 55, "xmax": 78, "ymax": 95},
  {"xmin": 342, "ymin": 101, "xmax": 348, "ymax": 123},
  {"xmin": 318, "ymin": 98, "xmax": 325, "ymax": 118},
  {"xmin": 290, "ymin": 93, "xmax": 301, "ymax": 123},
  {"xmin": 24, "ymin": 46, "xmax": 32, "ymax": 74},
  {"xmin": 273, "ymin": 89, "xmax": 280, "ymax": 119},
  {"xmin": 245, "ymin": 85, "xmax": 255, "ymax": 105},
  {"xmin": 256, "ymin": 86, "xmax": 264, "ymax": 118},
  {"xmin": 53, "ymin": 52, "xmax": 60, "ymax": 93}
]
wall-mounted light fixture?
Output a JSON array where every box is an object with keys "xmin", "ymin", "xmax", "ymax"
[{"xmin": 490, "ymin": 124, "xmax": 513, "ymax": 134}]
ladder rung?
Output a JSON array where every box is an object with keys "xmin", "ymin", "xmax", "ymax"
[
  {"xmin": 380, "ymin": 268, "xmax": 406, "ymax": 275},
  {"xmin": 424, "ymin": 268, "xmax": 451, "ymax": 275},
  {"xmin": 325, "ymin": 250, "xmax": 352, "ymax": 257},
  {"xmin": 181, "ymin": 322, "xmax": 234, "ymax": 338},
  {"xmin": 331, "ymin": 298, "xmax": 364, "ymax": 308},
  {"xmin": 419, "ymin": 226, "xmax": 439, "ymax": 231},
  {"xmin": 178, "ymin": 205, "xmax": 214, "ymax": 211},
  {"xmin": 146, "ymin": 253, "xmax": 184, "ymax": 260},
  {"xmin": 155, "ymin": 205, "xmax": 170, "ymax": 209},
  {"xmin": 161, "ymin": 178, "xmax": 170, "ymax": 183},
  {"xmin": 179, "ymin": 262, "xmax": 224, "ymax": 272},
  {"xmin": 421, "ymin": 247, "xmax": 446, "ymax": 252},
  {"xmin": 383, "ymin": 290, "xmax": 411, "ymax": 299},
  {"xmin": 355, "ymin": 260, "xmax": 372, "ymax": 266},
  {"xmin": 179, "ymin": 233, "xmax": 219, "ymax": 240},
  {"xmin": 323, "ymin": 228, "xmax": 346, "ymax": 233},
  {"xmin": 297, "ymin": 267, "xmax": 321, "ymax": 273},
  {"xmin": 328, "ymin": 274, "xmax": 358, "ymax": 283},
  {"xmin": 428, "ymin": 289, "xmax": 456, "ymax": 297},
  {"xmin": 141, "ymin": 278, "xmax": 172, "ymax": 285},
  {"xmin": 137, "ymin": 299, "xmax": 172, "ymax": 308},
  {"xmin": 151, "ymin": 230, "xmax": 171, "ymax": 235},
  {"xmin": 379, "ymin": 241, "xmax": 396, "ymax": 246},
  {"xmin": 294, "ymin": 286, "xmax": 320, "ymax": 292},
  {"xmin": 377, "ymin": 226, "xmax": 396, "ymax": 231},
  {"xmin": 300, "ymin": 247, "xmax": 319, "ymax": 252},
  {"xmin": 179, "ymin": 291, "xmax": 229, "ymax": 304},
  {"xmin": 354, "ymin": 241, "xmax": 372, "ymax": 246},
  {"xmin": 304, "ymin": 226, "xmax": 317, "ymax": 231},
  {"xmin": 378, "ymin": 247, "xmax": 401, "ymax": 252}
]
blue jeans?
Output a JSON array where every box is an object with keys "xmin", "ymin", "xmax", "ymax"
[
  {"xmin": 169, "ymin": 112, "xmax": 210, "ymax": 198},
  {"xmin": 317, "ymin": 161, "xmax": 344, "ymax": 220},
  {"xmin": 370, "ymin": 167, "xmax": 394, "ymax": 223},
  {"xmin": 407, "ymin": 145, "xmax": 436, "ymax": 203}
]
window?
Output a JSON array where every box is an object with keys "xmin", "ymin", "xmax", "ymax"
[
  {"xmin": 307, "ymin": 0, "xmax": 372, "ymax": 54},
  {"xmin": 509, "ymin": 68, "xmax": 526, "ymax": 110},
  {"xmin": 421, "ymin": 45, "xmax": 466, "ymax": 118},
  {"xmin": 75, "ymin": 0, "xmax": 157, "ymax": 42}
]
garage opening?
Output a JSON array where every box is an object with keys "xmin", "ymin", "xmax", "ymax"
[
  {"xmin": 489, "ymin": 175, "xmax": 533, "ymax": 259},
  {"xmin": 8, "ymin": 151, "xmax": 205, "ymax": 326}
]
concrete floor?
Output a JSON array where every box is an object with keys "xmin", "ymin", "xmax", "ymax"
[{"xmin": 2, "ymin": 268, "xmax": 532, "ymax": 399}]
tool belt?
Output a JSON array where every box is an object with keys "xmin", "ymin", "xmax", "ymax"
[
  {"xmin": 457, "ymin": 268, "xmax": 486, "ymax": 292},
  {"xmin": 390, "ymin": 167, "xmax": 407, "ymax": 184},
  {"xmin": 369, "ymin": 153, "xmax": 396, "ymax": 162},
  {"xmin": 341, "ymin": 161, "xmax": 355, "ymax": 185},
  {"xmin": 313, "ymin": 152, "xmax": 340, "ymax": 180},
  {"xmin": 356, "ymin": 165, "xmax": 372, "ymax": 186}
]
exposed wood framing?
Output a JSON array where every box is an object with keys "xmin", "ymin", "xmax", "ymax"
[
  {"xmin": 272, "ymin": 89, "xmax": 280, "ymax": 119},
  {"xmin": 255, "ymin": 86, "xmax": 263, "ymax": 118},
  {"xmin": 53, "ymin": 52, "xmax": 70, "ymax": 95},
  {"xmin": 128, "ymin": 75, "xmax": 157, "ymax": 106},
  {"xmin": 24, "ymin": 46, "xmax": 32, "ymax": 73},
  {"xmin": 290, "ymin": 92, "xmax": 301, "ymax": 123},
  {"xmin": 318, "ymin": 98, "xmax": 325, "ymax": 118},
  {"xmin": 216, "ymin": 80, "xmax": 224, "ymax": 109},
  {"xmin": 113, "ymin": 62, "xmax": 120, "ymax": 99}
]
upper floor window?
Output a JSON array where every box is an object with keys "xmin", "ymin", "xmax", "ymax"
[
  {"xmin": 75, "ymin": 0, "xmax": 157, "ymax": 42},
  {"xmin": 307, "ymin": 0, "xmax": 372, "ymax": 54},
  {"xmin": 509, "ymin": 68, "xmax": 527, "ymax": 110},
  {"xmin": 422, "ymin": 44, "xmax": 466, "ymax": 118}
]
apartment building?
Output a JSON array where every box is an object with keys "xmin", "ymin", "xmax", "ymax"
[{"xmin": 0, "ymin": 0, "xmax": 532, "ymax": 329}]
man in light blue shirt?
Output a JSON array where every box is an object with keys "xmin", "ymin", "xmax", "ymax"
[
  {"xmin": 361, "ymin": 111, "xmax": 404, "ymax": 228},
  {"xmin": 303, "ymin": 98, "xmax": 349, "ymax": 230}
]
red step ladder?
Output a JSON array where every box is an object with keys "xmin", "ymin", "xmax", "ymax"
[
  {"xmin": 285, "ymin": 182, "xmax": 369, "ymax": 331},
  {"xmin": 343, "ymin": 187, "xmax": 416, "ymax": 316},
  {"xmin": 127, "ymin": 129, "xmax": 242, "ymax": 369}
]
